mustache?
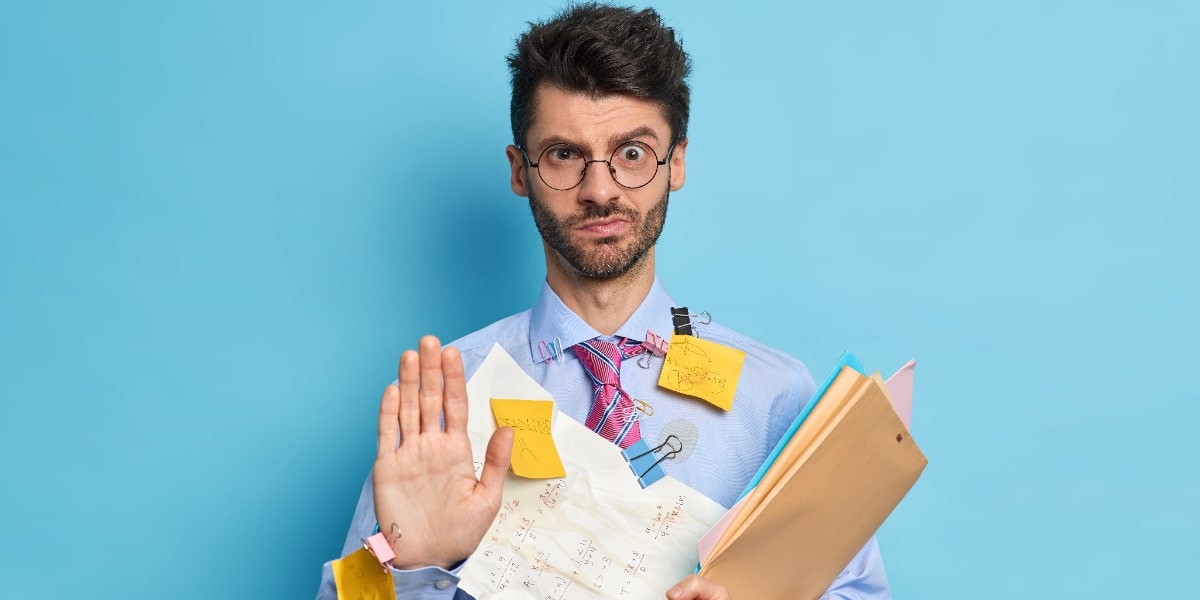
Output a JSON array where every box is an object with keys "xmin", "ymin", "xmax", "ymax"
[{"xmin": 561, "ymin": 204, "xmax": 640, "ymax": 228}]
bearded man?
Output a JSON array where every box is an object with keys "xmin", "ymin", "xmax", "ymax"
[{"xmin": 317, "ymin": 4, "xmax": 889, "ymax": 599}]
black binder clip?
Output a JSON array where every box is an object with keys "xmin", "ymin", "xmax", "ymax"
[
  {"xmin": 671, "ymin": 307, "xmax": 712, "ymax": 337},
  {"xmin": 671, "ymin": 306, "xmax": 694, "ymax": 336},
  {"xmin": 621, "ymin": 435, "xmax": 684, "ymax": 488}
]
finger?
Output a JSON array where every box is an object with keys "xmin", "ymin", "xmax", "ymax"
[
  {"xmin": 418, "ymin": 335, "xmax": 445, "ymax": 433},
  {"xmin": 441, "ymin": 346, "xmax": 468, "ymax": 434},
  {"xmin": 377, "ymin": 383, "xmax": 400, "ymax": 457},
  {"xmin": 666, "ymin": 576, "xmax": 698, "ymax": 600},
  {"xmin": 666, "ymin": 575, "xmax": 731, "ymax": 600},
  {"xmin": 479, "ymin": 426, "xmax": 514, "ymax": 493},
  {"xmin": 397, "ymin": 350, "xmax": 420, "ymax": 439}
]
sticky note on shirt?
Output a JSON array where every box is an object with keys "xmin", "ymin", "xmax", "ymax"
[
  {"xmin": 657, "ymin": 334, "xmax": 745, "ymax": 411},
  {"xmin": 490, "ymin": 399, "xmax": 566, "ymax": 479},
  {"xmin": 331, "ymin": 546, "xmax": 393, "ymax": 600}
]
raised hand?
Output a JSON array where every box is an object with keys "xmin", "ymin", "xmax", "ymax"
[{"xmin": 373, "ymin": 335, "xmax": 514, "ymax": 570}]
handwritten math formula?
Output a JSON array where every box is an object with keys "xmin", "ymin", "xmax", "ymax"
[
  {"xmin": 646, "ymin": 496, "xmax": 687, "ymax": 540},
  {"xmin": 461, "ymin": 476, "xmax": 724, "ymax": 599}
]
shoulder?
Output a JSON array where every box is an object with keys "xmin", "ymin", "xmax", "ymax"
[
  {"xmin": 701, "ymin": 320, "xmax": 817, "ymax": 400},
  {"xmin": 446, "ymin": 309, "xmax": 532, "ymax": 372}
]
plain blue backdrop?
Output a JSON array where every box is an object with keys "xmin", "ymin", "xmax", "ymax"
[{"xmin": 2, "ymin": 1, "xmax": 1196, "ymax": 598}]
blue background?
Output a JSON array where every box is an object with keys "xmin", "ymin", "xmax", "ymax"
[{"xmin": 2, "ymin": 1, "xmax": 1196, "ymax": 598}]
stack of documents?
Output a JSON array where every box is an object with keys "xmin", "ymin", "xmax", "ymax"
[
  {"xmin": 457, "ymin": 345, "xmax": 925, "ymax": 598},
  {"xmin": 698, "ymin": 354, "xmax": 927, "ymax": 598}
]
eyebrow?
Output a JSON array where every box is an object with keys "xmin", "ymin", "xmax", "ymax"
[
  {"xmin": 533, "ymin": 126, "xmax": 663, "ymax": 155},
  {"xmin": 607, "ymin": 126, "xmax": 661, "ymax": 148}
]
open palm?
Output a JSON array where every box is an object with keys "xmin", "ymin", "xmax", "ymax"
[{"xmin": 373, "ymin": 336, "xmax": 514, "ymax": 570}]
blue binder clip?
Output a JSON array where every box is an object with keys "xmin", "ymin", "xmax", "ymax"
[{"xmin": 621, "ymin": 435, "xmax": 684, "ymax": 488}]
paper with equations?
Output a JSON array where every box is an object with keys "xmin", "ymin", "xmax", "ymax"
[{"xmin": 459, "ymin": 344, "xmax": 726, "ymax": 599}]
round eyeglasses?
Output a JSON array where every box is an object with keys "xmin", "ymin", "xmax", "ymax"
[{"xmin": 521, "ymin": 141, "xmax": 672, "ymax": 191}]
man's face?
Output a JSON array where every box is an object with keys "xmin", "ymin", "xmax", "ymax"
[{"xmin": 506, "ymin": 84, "xmax": 688, "ymax": 280}]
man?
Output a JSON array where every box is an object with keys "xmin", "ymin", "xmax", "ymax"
[{"xmin": 317, "ymin": 4, "xmax": 889, "ymax": 598}]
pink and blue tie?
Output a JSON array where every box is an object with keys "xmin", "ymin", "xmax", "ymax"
[{"xmin": 572, "ymin": 337, "xmax": 646, "ymax": 449}]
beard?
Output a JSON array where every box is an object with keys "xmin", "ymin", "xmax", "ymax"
[{"xmin": 528, "ymin": 187, "xmax": 669, "ymax": 280}]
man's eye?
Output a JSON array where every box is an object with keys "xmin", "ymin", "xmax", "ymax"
[
  {"xmin": 549, "ymin": 147, "xmax": 580, "ymax": 161},
  {"xmin": 619, "ymin": 145, "xmax": 644, "ymax": 162}
]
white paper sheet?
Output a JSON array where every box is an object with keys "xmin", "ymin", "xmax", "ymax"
[{"xmin": 458, "ymin": 344, "xmax": 726, "ymax": 599}]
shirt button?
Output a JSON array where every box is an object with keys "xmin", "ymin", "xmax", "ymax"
[{"xmin": 434, "ymin": 580, "xmax": 452, "ymax": 590}]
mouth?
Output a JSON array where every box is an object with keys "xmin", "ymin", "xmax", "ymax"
[{"xmin": 574, "ymin": 216, "xmax": 630, "ymax": 237}]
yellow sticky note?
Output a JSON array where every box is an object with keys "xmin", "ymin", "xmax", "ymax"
[
  {"xmin": 331, "ymin": 547, "xmax": 393, "ymax": 600},
  {"xmin": 657, "ymin": 334, "xmax": 746, "ymax": 411},
  {"xmin": 490, "ymin": 399, "xmax": 566, "ymax": 479}
]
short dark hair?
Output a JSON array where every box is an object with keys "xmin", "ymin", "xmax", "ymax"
[{"xmin": 507, "ymin": 3, "xmax": 692, "ymax": 149}]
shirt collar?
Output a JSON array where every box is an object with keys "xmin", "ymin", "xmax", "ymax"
[{"xmin": 528, "ymin": 277, "xmax": 678, "ymax": 365}]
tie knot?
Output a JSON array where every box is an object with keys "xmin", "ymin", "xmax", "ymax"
[{"xmin": 571, "ymin": 337, "xmax": 644, "ymax": 384}]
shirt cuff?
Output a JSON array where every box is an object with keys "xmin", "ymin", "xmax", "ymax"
[{"xmin": 388, "ymin": 561, "xmax": 464, "ymax": 599}]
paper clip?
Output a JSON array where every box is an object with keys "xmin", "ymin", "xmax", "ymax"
[
  {"xmin": 362, "ymin": 531, "xmax": 396, "ymax": 572},
  {"xmin": 621, "ymin": 435, "xmax": 683, "ymax": 488},
  {"xmin": 538, "ymin": 337, "xmax": 567, "ymax": 364},
  {"xmin": 633, "ymin": 397, "xmax": 654, "ymax": 416}
]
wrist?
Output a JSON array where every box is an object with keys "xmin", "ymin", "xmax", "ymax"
[{"xmin": 374, "ymin": 518, "xmax": 459, "ymax": 571}]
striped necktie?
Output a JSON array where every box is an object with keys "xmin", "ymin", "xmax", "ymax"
[{"xmin": 571, "ymin": 337, "xmax": 646, "ymax": 449}]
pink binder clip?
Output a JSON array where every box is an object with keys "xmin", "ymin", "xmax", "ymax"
[
  {"xmin": 363, "ymin": 532, "xmax": 396, "ymax": 572},
  {"xmin": 641, "ymin": 330, "xmax": 669, "ymax": 357}
]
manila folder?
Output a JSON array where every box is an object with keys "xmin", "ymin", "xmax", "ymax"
[{"xmin": 700, "ymin": 368, "xmax": 927, "ymax": 599}]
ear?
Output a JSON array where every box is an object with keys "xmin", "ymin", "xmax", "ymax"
[
  {"xmin": 668, "ymin": 138, "xmax": 688, "ymax": 191},
  {"xmin": 506, "ymin": 145, "xmax": 530, "ymax": 197}
]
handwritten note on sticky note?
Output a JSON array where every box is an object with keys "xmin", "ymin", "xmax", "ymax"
[
  {"xmin": 657, "ymin": 334, "xmax": 745, "ymax": 411},
  {"xmin": 331, "ymin": 547, "xmax": 393, "ymax": 600},
  {"xmin": 490, "ymin": 399, "xmax": 566, "ymax": 479}
]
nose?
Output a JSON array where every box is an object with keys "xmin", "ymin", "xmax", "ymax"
[{"xmin": 576, "ymin": 158, "xmax": 620, "ymax": 205}]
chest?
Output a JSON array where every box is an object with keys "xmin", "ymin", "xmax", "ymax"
[{"xmin": 529, "ymin": 356, "xmax": 777, "ymax": 507}]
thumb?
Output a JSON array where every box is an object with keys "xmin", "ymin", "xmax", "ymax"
[{"xmin": 479, "ymin": 426, "xmax": 514, "ymax": 492}]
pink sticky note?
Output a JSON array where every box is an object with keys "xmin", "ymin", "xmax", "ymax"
[{"xmin": 884, "ymin": 360, "xmax": 916, "ymax": 430}]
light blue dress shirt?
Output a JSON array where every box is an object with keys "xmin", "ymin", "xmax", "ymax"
[{"xmin": 316, "ymin": 279, "xmax": 890, "ymax": 599}]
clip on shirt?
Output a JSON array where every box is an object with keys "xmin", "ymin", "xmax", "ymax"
[
  {"xmin": 362, "ymin": 532, "xmax": 396, "ymax": 572},
  {"xmin": 670, "ymin": 307, "xmax": 694, "ymax": 336},
  {"xmin": 621, "ymin": 435, "xmax": 684, "ymax": 488}
]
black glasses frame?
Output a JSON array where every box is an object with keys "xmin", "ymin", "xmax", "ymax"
[{"xmin": 520, "ymin": 141, "xmax": 675, "ymax": 191}]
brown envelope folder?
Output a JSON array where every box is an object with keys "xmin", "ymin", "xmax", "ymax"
[{"xmin": 699, "ymin": 366, "xmax": 928, "ymax": 599}]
